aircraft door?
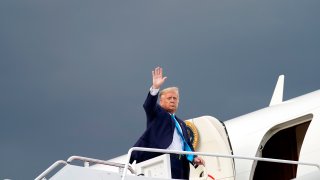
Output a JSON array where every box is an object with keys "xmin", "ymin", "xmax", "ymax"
[
  {"xmin": 186, "ymin": 116, "xmax": 235, "ymax": 180},
  {"xmin": 252, "ymin": 114, "xmax": 312, "ymax": 180}
]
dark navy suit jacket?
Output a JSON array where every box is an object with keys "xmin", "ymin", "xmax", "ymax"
[{"xmin": 130, "ymin": 92, "xmax": 194, "ymax": 164}]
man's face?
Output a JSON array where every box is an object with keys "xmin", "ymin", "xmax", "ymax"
[{"xmin": 159, "ymin": 91, "xmax": 179, "ymax": 114}]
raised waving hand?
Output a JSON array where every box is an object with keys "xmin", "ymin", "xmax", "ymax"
[{"xmin": 152, "ymin": 67, "xmax": 167, "ymax": 89}]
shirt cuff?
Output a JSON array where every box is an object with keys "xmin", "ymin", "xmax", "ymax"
[{"xmin": 149, "ymin": 87, "xmax": 159, "ymax": 96}]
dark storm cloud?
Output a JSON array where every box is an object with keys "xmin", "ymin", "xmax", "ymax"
[{"xmin": 1, "ymin": 0, "xmax": 320, "ymax": 179}]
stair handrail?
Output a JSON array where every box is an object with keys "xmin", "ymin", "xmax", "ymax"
[
  {"xmin": 67, "ymin": 155, "xmax": 136, "ymax": 174},
  {"xmin": 35, "ymin": 160, "xmax": 67, "ymax": 180},
  {"xmin": 122, "ymin": 147, "xmax": 320, "ymax": 180}
]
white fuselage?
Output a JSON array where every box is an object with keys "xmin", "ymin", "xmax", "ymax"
[{"xmin": 225, "ymin": 90, "xmax": 320, "ymax": 179}]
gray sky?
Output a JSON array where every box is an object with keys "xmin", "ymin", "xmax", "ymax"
[{"xmin": 1, "ymin": 0, "xmax": 320, "ymax": 179}]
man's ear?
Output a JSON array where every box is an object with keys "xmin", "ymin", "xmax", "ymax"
[{"xmin": 159, "ymin": 99, "xmax": 163, "ymax": 106}]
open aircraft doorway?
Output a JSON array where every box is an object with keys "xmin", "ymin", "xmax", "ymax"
[{"xmin": 252, "ymin": 114, "xmax": 312, "ymax": 180}]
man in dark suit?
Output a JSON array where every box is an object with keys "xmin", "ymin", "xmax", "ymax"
[{"xmin": 130, "ymin": 67, "xmax": 205, "ymax": 179}]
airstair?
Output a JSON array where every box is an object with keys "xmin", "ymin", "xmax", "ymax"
[{"xmin": 35, "ymin": 147, "xmax": 320, "ymax": 180}]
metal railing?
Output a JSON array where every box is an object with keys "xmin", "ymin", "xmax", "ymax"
[
  {"xmin": 67, "ymin": 155, "xmax": 136, "ymax": 174},
  {"xmin": 35, "ymin": 156, "xmax": 136, "ymax": 180},
  {"xmin": 35, "ymin": 160, "xmax": 67, "ymax": 180},
  {"xmin": 121, "ymin": 147, "xmax": 320, "ymax": 180},
  {"xmin": 35, "ymin": 149, "xmax": 320, "ymax": 180}
]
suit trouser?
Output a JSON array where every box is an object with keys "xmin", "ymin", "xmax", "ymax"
[{"xmin": 170, "ymin": 154, "xmax": 190, "ymax": 179}]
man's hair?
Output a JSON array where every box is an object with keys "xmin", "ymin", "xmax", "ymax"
[{"xmin": 159, "ymin": 87, "xmax": 179, "ymax": 97}]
